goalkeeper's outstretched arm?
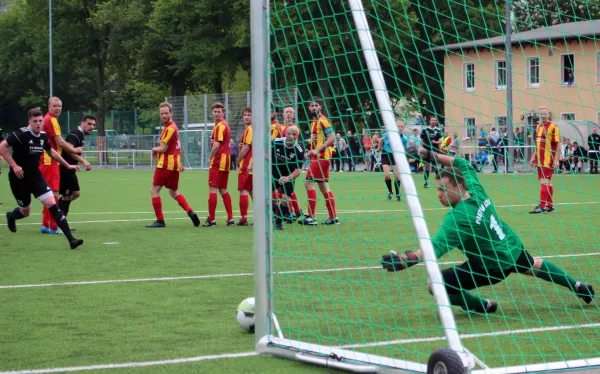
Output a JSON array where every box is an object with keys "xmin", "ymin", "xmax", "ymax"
[{"xmin": 419, "ymin": 148, "xmax": 456, "ymax": 168}]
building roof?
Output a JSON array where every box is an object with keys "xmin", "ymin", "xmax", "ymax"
[{"xmin": 428, "ymin": 19, "xmax": 600, "ymax": 52}]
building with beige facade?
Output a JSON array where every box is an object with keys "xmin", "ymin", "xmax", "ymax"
[{"xmin": 430, "ymin": 20, "xmax": 600, "ymax": 142}]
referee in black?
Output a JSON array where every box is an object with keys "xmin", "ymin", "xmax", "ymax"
[
  {"xmin": 58, "ymin": 115, "xmax": 95, "ymax": 216},
  {"xmin": 0, "ymin": 108, "xmax": 83, "ymax": 249},
  {"xmin": 419, "ymin": 116, "xmax": 443, "ymax": 188}
]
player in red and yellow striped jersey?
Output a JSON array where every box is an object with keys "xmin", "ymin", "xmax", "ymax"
[
  {"xmin": 529, "ymin": 106, "xmax": 561, "ymax": 214},
  {"xmin": 281, "ymin": 105, "xmax": 302, "ymax": 219},
  {"xmin": 299, "ymin": 97, "xmax": 338, "ymax": 226},
  {"xmin": 40, "ymin": 97, "xmax": 83, "ymax": 234},
  {"xmin": 270, "ymin": 111, "xmax": 283, "ymax": 140},
  {"xmin": 146, "ymin": 102, "xmax": 200, "ymax": 228},
  {"xmin": 236, "ymin": 107, "xmax": 253, "ymax": 226},
  {"xmin": 204, "ymin": 101, "xmax": 234, "ymax": 227}
]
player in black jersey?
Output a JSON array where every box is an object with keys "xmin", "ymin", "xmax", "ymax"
[
  {"xmin": 58, "ymin": 115, "xmax": 95, "ymax": 216},
  {"xmin": 0, "ymin": 108, "xmax": 83, "ymax": 250},
  {"xmin": 272, "ymin": 126, "xmax": 305, "ymax": 230},
  {"xmin": 420, "ymin": 117, "xmax": 442, "ymax": 188}
]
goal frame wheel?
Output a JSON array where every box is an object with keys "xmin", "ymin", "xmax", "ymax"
[{"xmin": 427, "ymin": 348, "xmax": 467, "ymax": 374}]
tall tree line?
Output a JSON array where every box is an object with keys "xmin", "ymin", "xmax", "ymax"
[{"xmin": 0, "ymin": 0, "xmax": 597, "ymax": 133}]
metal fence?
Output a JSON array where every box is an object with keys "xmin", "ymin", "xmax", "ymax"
[
  {"xmin": 57, "ymin": 109, "xmax": 159, "ymax": 135},
  {"xmin": 165, "ymin": 89, "xmax": 298, "ymax": 142}
]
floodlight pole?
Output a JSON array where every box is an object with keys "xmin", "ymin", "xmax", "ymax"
[{"xmin": 505, "ymin": 0, "xmax": 514, "ymax": 173}]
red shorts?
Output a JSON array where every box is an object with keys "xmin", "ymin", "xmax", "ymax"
[
  {"xmin": 238, "ymin": 172, "xmax": 253, "ymax": 192},
  {"xmin": 306, "ymin": 158, "xmax": 330, "ymax": 182},
  {"xmin": 153, "ymin": 168, "xmax": 180, "ymax": 190},
  {"xmin": 40, "ymin": 164, "xmax": 60, "ymax": 191},
  {"xmin": 209, "ymin": 168, "xmax": 229, "ymax": 189},
  {"xmin": 537, "ymin": 166, "xmax": 554, "ymax": 180}
]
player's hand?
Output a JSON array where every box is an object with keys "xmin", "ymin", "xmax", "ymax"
[
  {"xmin": 83, "ymin": 161, "xmax": 92, "ymax": 171},
  {"xmin": 381, "ymin": 250, "xmax": 419, "ymax": 272},
  {"xmin": 12, "ymin": 165, "xmax": 24, "ymax": 179},
  {"xmin": 68, "ymin": 164, "xmax": 80, "ymax": 172},
  {"xmin": 278, "ymin": 176, "xmax": 289, "ymax": 185},
  {"xmin": 73, "ymin": 147, "xmax": 84, "ymax": 154},
  {"xmin": 179, "ymin": 165, "xmax": 185, "ymax": 172},
  {"xmin": 308, "ymin": 149, "xmax": 318, "ymax": 157}
]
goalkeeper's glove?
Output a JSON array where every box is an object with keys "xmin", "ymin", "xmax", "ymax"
[{"xmin": 381, "ymin": 250, "xmax": 419, "ymax": 272}]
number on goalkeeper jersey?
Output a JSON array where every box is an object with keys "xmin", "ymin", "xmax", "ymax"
[{"xmin": 489, "ymin": 215, "xmax": 506, "ymax": 240}]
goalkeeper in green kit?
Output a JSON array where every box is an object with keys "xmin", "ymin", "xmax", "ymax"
[{"xmin": 381, "ymin": 151, "xmax": 595, "ymax": 313}]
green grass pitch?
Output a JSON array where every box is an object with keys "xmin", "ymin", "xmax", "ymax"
[{"xmin": 0, "ymin": 167, "xmax": 598, "ymax": 373}]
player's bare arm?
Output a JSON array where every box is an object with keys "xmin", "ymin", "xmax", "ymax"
[
  {"xmin": 64, "ymin": 148, "xmax": 92, "ymax": 170},
  {"xmin": 209, "ymin": 141, "xmax": 221, "ymax": 159},
  {"xmin": 279, "ymin": 168, "xmax": 301, "ymax": 184},
  {"xmin": 310, "ymin": 131, "xmax": 335, "ymax": 157},
  {"xmin": 238, "ymin": 143, "xmax": 250, "ymax": 162},
  {"xmin": 49, "ymin": 149, "xmax": 80, "ymax": 171},
  {"xmin": 554, "ymin": 142, "xmax": 562, "ymax": 167},
  {"xmin": 53, "ymin": 135, "xmax": 82, "ymax": 155},
  {"xmin": 152, "ymin": 142, "xmax": 169, "ymax": 154},
  {"xmin": 0, "ymin": 140, "xmax": 23, "ymax": 178}
]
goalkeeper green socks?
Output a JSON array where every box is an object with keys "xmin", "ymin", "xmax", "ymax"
[
  {"xmin": 448, "ymin": 291, "xmax": 488, "ymax": 313},
  {"xmin": 536, "ymin": 260, "xmax": 578, "ymax": 292}
]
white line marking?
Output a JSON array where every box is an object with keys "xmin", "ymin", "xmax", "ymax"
[
  {"xmin": 339, "ymin": 322, "xmax": 600, "ymax": 349},
  {"xmin": 102, "ymin": 242, "xmax": 120, "ymax": 245},
  {"xmin": 0, "ymin": 351, "xmax": 258, "ymax": 374},
  {"xmin": 3, "ymin": 323, "xmax": 599, "ymax": 374},
  {"xmin": 12, "ymin": 200, "xmax": 600, "ymax": 217},
  {"xmin": 1, "ymin": 200, "xmax": 598, "ymax": 227},
  {"xmin": 1, "ymin": 252, "xmax": 598, "ymax": 290}
]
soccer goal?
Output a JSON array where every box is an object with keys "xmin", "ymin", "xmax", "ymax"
[{"xmin": 251, "ymin": 0, "xmax": 600, "ymax": 372}]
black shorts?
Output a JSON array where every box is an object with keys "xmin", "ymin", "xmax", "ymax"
[
  {"xmin": 381, "ymin": 152, "xmax": 396, "ymax": 166},
  {"xmin": 9, "ymin": 170, "xmax": 52, "ymax": 208},
  {"xmin": 442, "ymin": 250, "xmax": 534, "ymax": 293},
  {"xmin": 272, "ymin": 179, "xmax": 295, "ymax": 197},
  {"xmin": 59, "ymin": 168, "xmax": 80, "ymax": 196}
]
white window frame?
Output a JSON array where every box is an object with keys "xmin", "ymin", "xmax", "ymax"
[
  {"xmin": 495, "ymin": 115, "xmax": 508, "ymax": 128},
  {"xmin": 560, "ymin": 53, "xmax": 575, "ymax": 86},
  {"xmin": 561, "ymin": 112, "xmax": 576, "ymax": 120},
  {"xmin": 464, "ymin": 117, "xmax": 476, "ymax": 139},
  {"xmin": 494, "ymin": 60, "xmax": 507, "ymax": 90},
  {"xmin": 463, "ymin": 62, "xmax": 475, "ymax": 92},
  {"xmin": 527, "ymin": 57, "xmax": 540, "ymax": 88}
]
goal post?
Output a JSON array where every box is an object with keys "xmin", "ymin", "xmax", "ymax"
[{"xmin": 253, "ymin": 0, "xmax": 600, "ymax": 372}]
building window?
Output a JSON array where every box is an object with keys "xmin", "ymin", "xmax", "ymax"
[
  {"xmin": 495, "ymin": 116, "xmax": 507, "ymax": 128},
  {"xmin": 495, "ymin": 60, "xmax": 507, "ymax": 89},
  {"xmin": 463, "ymin": 63, "xmax": 475, "ymax": 91},
  {"xmin": 561, "ymin": 54, "xmax": 575, "ymax": 85},
  {"xmin": 561, "ymin": 112, "xmax": 575, "ymax": 120},
  {"xmin": 464, "ymin": 117, "xmax": 476, "ymax": 139},
  {"xmin": 527, "ymin": 57, "xmax": 540, "ymax": 88}
]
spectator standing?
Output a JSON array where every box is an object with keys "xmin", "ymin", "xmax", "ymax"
[
  {"xmin": 362, "ymin": 132, "xmax": 372, "ymax": 172},
  {"xmin": 587, "ymin": 127, "xmax": 600, "ymax": 174},
  {"xmin": 230, "ymin": 139, "xmax": 239, "ymax": 171},
  {"xmin": 334, "ymin": 133, "xmax": 347, "ymax": 172},
  {"xmin": 448, "ymin": 132, "xmax": 460, "ymax": 156},
  {"xmin": 488, "ymin": 127, "xmax": 501, "ymax": 173},
  {"xmin": 478, "ymin": 127, "xmax": 487, "ymax": 147},
  {"xmin": 346, "ymin": 130, "xmax": 359, "ymax": 171}
]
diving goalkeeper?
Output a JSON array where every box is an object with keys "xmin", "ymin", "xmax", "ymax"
[{"xmin": 381, "ymin": 151, "xmax": 595, "ymax": 313}]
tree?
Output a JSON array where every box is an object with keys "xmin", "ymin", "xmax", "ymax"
[{"xmin": 513, "ymin": 0, "xmax": 600, "ymax": 32}]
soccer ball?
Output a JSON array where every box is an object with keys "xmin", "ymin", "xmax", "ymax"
[{"xmin": 236, "ymin": 297, "xmax": 255, "ymax": 333}]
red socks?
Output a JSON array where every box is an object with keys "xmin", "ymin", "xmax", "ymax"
[
  {"xmin": 240, "ymin": 195, "xmax": 249, "ymax": 221},
  {"xmin": 175, "ymin": 194, "xmax": 192, "ymax": 213},
  {"xmin": 152, "ymin": 196, "xmax": 164, "ymax": 221},
  {"xmin": 208, "ymin": 192, "xmax": 218, "ymax": 221},
  {"xmin": 324, "ymin": 191, "xmax": 337, "ymax": 219},
  {"xmin": 540, "ymin": 185, "xmax": 553, "ymax": 208},
  {"xmin": 42, "ymin": 207, "xmax": 49, "ymax": 228},
  {"xmin": 223, "ymin": 193, "xmax": 233, "ymax": 221},
  {"xmin": 290, "ymin": 192, "xmax": 301, "ymax": 216},
  {"xmin": 307, "ymin": 189, "xmax": 317, "ymax": 218}
]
